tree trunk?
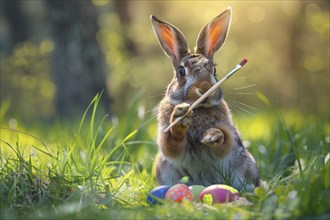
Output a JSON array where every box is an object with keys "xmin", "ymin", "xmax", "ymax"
[
  {"xmin": 1, "ymin": 0, "xmax": 31, "ymax": 54},
  {"xmin": 46, "ymin": 0, "xmax": 111, "ymax": 118},
  {"xmin": 114, "ymin": 0, "xmax": 137, "ymax": 55}
]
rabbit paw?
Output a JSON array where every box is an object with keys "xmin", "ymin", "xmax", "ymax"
[
  {"xmin": 171, "ymin": 103, "xmax": 192, "ymax": 127},
  {"xmin": 201, "ymin": 128, "xmax": 224, "ymax": 148},
  {"xmin": 169, "ymin": 103, "xmax": 193, "ymax": 137}
]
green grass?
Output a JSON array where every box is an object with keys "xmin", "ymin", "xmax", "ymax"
[{"xmin": 0, "ymin": 95, "xmax": 329, "ymax": 219}]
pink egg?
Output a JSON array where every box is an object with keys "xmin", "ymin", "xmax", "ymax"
[
  {"xmin": 199, "ymin": 184, "xmax": 240, "ymax": 204},
  {"xmin": 165, "ymin": 184, "xmax": 193, "ymax": 203}
]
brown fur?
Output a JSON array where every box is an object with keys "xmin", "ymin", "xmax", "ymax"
[{"xmin": 151, "ymin": 8, "xmax": 260, "ymax": 191}]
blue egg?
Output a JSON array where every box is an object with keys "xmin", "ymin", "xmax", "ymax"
[{"xmin": 146, "ymin": 185, "xmax": 171, "ymax": 205}]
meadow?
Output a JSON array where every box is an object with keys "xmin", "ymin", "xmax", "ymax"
[
  {"xmin": 1, "ymin": 94, "xmax": 329, "ymax": 219},
  {"xmin": 1, "ymin": 1, "xmax": 329, "ymax": 219}
]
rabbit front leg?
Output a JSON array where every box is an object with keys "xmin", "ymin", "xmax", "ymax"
[
  {"xmin": 201, "ymin": 127, "xmax": 234, "ymax": 157},
  {"xmin": 170, "ymin": 103, "xmax": 192, "ymax": 138},
  {"xmin": 160, "ymin": 103, "xmax": 192, "ymax": 158}
]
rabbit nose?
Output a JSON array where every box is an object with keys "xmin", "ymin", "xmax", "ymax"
[{"xmin": 198, "ymin": 81, "xmax": 212, "ymax": 94}]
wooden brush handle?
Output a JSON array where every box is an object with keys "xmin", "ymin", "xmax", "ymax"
[
  {"xmin": 163, "ymin": 59, "xmax": 247, "ymax": 133},
  {"xmin": 163, "ymin": 77, "xmax": 227, "ymax": 133}
]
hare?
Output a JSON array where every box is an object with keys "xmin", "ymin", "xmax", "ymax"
[{"xmin": 150, "ymin": 7, "xmax": 260, "ymax": 192}]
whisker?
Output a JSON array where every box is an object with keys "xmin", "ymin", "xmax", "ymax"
[
  {"xmin": 147, "ymin": 93, "xmax": 165, "ymax": 99},
  {"xmin": 221, "ymin": 81, "xmax": 252, "ymax": 90},
  {"xmin": 227, "ymin": 101, "xmax": 241, "ymax": 113},
  {"xmin": 234, "ymin": 104, "xmax": 256, "ymax": 116},
  {"xmin": 227, "ymin": 100, "xmax": 256, "ymax": 116},
  {"xmin": 227, "ymin": 100, "xmax": 243, "ymax": 112},
  {"xmin": 231, "ymin": 99, "xmax": 258, "ymax": 110},
  {"xmin": 142, "ymin": 109, "xmax": 158, "ymax": 126},
  {"xmin": 226, "ymin": 100, "xmax": 240, "ymax": 108},
  {"xmin": 231, "ymin": 92, "xmax": 254, "ymax": 95},
  {"xmin": 237, "ymin": 76, "xmax": 247, "ymax": 80},
  {"xmin": 143, "ymin": 115, "xmax": 158, "ymax": 126},
  {"xmin": 232, "ymin": 84, "xmax": 256, "ymax": 90},
  {"xmin": 145, "ymin": 107, "xmax": 157, "ymax": 114}
]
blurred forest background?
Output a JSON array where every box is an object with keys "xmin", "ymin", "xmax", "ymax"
[{"xmin": 0, "ymin": 0, "xmax": 329, "ymax": 125}]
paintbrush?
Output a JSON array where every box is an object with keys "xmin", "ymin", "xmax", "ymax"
[{"xmin": 163, "ymin": 58, "xmax": 248, "ymax": 133}]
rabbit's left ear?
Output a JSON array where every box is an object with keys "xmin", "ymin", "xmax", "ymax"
[
  {"xmin": 195, "ymin": 7, "xmax": 232, "ymax": 58},
  {"xmin": 151, "ymin": 15, "xmax": 189, "ymax": 67}
]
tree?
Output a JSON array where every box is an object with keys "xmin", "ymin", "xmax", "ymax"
[
  {"xmin": 46, "ymin": 0, "xmax": 111, "ymax": 118},
  {"xmin": 1, "ymin": 0, "xmax": 31, "ymax": 54},
  {"xmin": 114, "ymin": 0, "xmax": 137, "ymax": 55}
]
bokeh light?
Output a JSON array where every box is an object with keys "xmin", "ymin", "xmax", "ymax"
[{"xmin": 0, "ymin": 1, "xmax": 329, "ymax": 122}]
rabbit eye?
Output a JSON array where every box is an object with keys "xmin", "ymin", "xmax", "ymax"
[
  {"xmin": 177, "ymin": 66, "xmax": 186, "ymax": 77},
  {"xmin": 213, "ymin": 67, "xmax": 218, "ymax": 81}
]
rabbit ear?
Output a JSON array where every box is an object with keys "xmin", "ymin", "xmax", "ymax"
[
  {"xmin": 195, "ymin": 7, "xmax": 232, "ymax": 58},
  {"xmin": 151, "ymin": 15, "xmax": 189, "ymax": 66}
]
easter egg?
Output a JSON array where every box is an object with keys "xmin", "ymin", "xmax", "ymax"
[
  {"xmin": 188, "ymin": 185, "xmax": 206, "ymax": 201},
  {"xmin": 199, "ymin": 184, "xmax": 240, "ymax": 204},
  {"xmin": 146, "ymin": 185, "xmax": 171, "ymax": 205},
  {"xmin": 165, "ymin": 184, "xmax": 193, "ymax": 203}
]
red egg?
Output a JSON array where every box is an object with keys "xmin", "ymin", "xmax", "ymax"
[
  {"xmin": 165, "ymin": 184, "xmax": 193, "ymax": 203},
  {"xmin": 199, "ymin": 184, "xmax": 240, "ymax": 204}
]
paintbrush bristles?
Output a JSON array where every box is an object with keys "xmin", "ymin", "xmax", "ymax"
[
  {"xmin": 239, "ymin": 58, "xmax": 248, "ymax": 67},
  {"xmin": 163, "ymin": 59, "xmax": 248, "ymax": 133}
]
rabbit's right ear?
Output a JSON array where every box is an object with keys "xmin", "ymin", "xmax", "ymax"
[
  {"xmin": 195, "ymin": 7, "xmax": 232, "ymax": 58},
  {"xmin": 151, "ymin": 15, "xmax": 189, "ymax": 66}
]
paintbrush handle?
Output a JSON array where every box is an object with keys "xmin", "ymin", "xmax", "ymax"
[{"xmin": 163, "ymin": 59, "xmax": 247, "ymax": 133}]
